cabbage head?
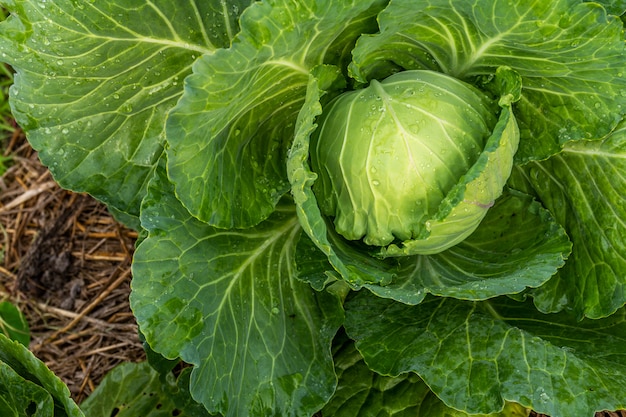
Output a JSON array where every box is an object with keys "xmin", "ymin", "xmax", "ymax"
[{"xmin": 311, "ymin": 70, "xmax": 517, "ymax": 256}]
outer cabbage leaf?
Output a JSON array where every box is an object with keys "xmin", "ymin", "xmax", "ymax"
[
  {"xmin": 138, "ymin": 330, "xmax": 179, "ymax": 376},
  {"xmin": 0, "ymin": 362, "xmax": 53, "ymax": 417},
  {"xmin": 131, "ymin": 162, "xmax": 344, "ymax": 417},
  {"xmin": 344, "ymin": 293, "xmax": 626, "ymax": 417},
  {"xmin": 587, "ymin": 0, "xmax": 626, "ymax": 15},
  {"xmin": 322, "ymin": 332, "xmax": 531, "ymax": 417},
  {"xmin": 517, "ymin": 121, "xmax": 626, "ymax": 319},
  {"xmin": 0, "ymin": 0, "xmax": 251, "ymax": 225},
  {"xmin": 80, "ymin": 362, "xmax": 214, "ymax": 417},
  {"xmin": 166, "ymin": 0, "xmax": 386, "ymax": 228},
  {"xmin": 0, "ymin": 334, "xmax": 84, "ymax": 417},
  {"xmin": 349, "ymin": 0, "xmax": 626, "ymax": 163},
  {"xmin": 415, "ymin": 399, "xmax": 530, "ymax": 417},
  {"xmin": 289, "ymin": 72, "xmax": 571, "ymax": 303},
  {"xmin": 322, "ymin": 332, "xmax": 434, "ymax": 417},
  {"xmin": 322, "ymin": 333, "xmax": 530, "ymax": 417}
]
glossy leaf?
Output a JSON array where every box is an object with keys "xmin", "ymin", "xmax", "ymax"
[
  {"xmin": 520, "ymin": 121, "xmax": 626, "ymax": 318},
  {"xmin": 0, "ymin": 0, "xmax": 252, "ymax": 225},
  {"xmin": 131, "ymin": 163, "xmax": 343, "ymax": 417},
  {"xmin": 345, "ymin": 293, "xmax": 626, "ymax": 417},
  {"xmin": 324, "ymin": 333, "xmax": 531, "ymax": 417},
  {"xmin": 0, "ymin": 334, "xmax": 84, "ymax": 417},
  {"xmin": 80, "ymin": 362, "xmax": 214, "ymax": 417}
]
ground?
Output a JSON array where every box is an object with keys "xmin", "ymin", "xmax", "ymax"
[{"xmin": 0, "ymin": 127, "xmax": 145, "ymax": 402}]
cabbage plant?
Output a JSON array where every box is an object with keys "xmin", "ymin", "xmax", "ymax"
[
  {"xmin": 1, "ymin": 0, "xmax": 626, "ymax": 416},
  {"xmin": 310, "ymin": 69, "xmax": 515, "ymax": 255}
]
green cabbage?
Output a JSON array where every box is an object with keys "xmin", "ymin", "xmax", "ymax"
[
  {"xmin": 1, "ymin": 0, "xmax": 626, "ymax": 416},
  {"xmin": 311, "ymin": 70, "xmax": 504, "ymax": 254}
]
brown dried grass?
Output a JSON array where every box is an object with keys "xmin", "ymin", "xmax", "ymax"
[{"xmin": 0, "ymin": 128, "xmax": 144, "ymax": 403}]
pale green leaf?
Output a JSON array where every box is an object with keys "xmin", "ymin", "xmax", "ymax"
[
  {"xmin": 289, "ymin": 67, "xmax": 570, "ymax": 304},
  {"xmin": 366, "ymin": 190, "xmax": 571, "ymax": 304},
  {"xmin": 288, "ymin": 71, "xmax": 399, "ymax": 289}
]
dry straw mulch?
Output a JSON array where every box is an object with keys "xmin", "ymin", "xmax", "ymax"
[{"xmin": 0, "ymin": 128, "xmax": 145, "ymax": 403}]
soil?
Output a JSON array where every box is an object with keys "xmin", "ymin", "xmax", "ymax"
[{"xmin": 0, "ymin": 127, "xmax": 145, "ymax": 402}]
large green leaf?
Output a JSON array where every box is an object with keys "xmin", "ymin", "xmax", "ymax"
[
  {"xmin": 349, "ymin": 0, "xmax": 626, "ymax": 162},
  {"xmin": 322, "ymin": 332, "xmax": 433, "ymax": 417},
  {"xmin": 344, "ymin": 293, "xmax": 626, "ymax": 417},
  {"xmin": 166, "ymin": 0, "xmax": 387, "ymax": 228},
  {"xmin": 517, "ymin": 121, "xmax": 626, "ymax": 318},
  {"xmin": 0, "ymin": 334, "xmax": 84, "ymax": 417},
  {"xmin": 0, "ymin": 362, "xmax": 53, "ymax": 417},
  {"xmin": 324, "ymin": 332, "xmax": 531, "ymax": 417},
  {"xmin": 131, "ymin": 163, "xmax": 344, "ymax": 417},
  {"xmin": 80, "ymin": 362, "xmax": 214, "ymax": 417},
  {"xmin": 0, "ymin": 0, "xmax": 251, "ymax": 225}
]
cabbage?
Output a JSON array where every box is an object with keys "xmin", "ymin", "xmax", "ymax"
[
  {"xmin": 311, "ymin": 70, "xmax": 507, "ymax": 254},
  {"xmin": 1, "ymin": 0, "xmax": 626, "ymax": 416}
]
